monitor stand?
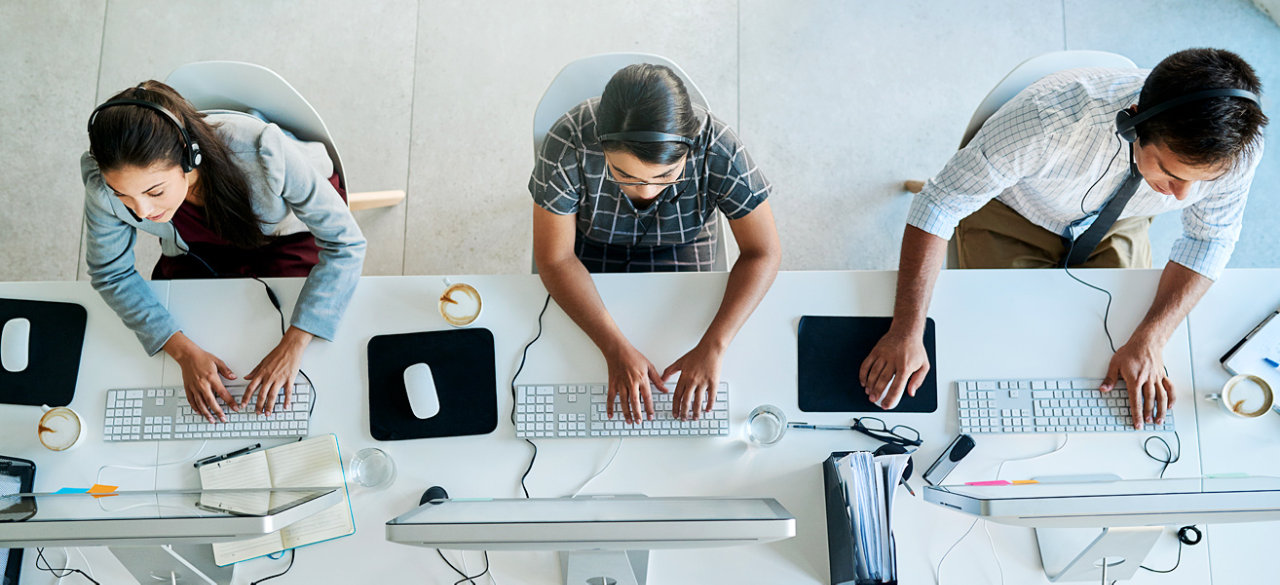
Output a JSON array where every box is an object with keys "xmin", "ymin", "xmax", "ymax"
[
  {"xmin": 1034, "ymin": 526, "xmax": 1163, "ymax": 583},
  {"xmin": 560, "ymin": 550, "xmax": 650, "ymax": 585},
  {"xmin": 110, "ymin": 544, "xmax": 234, "ymax": 585}
]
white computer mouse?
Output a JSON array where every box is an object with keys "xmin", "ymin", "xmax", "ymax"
[
  {"xmin": 403, "ymin": 362, "xmax": 440, "ymax": 419},
  {"xmin": 1, "ymin": 317, "xmax": 30, "ymax": 373}
]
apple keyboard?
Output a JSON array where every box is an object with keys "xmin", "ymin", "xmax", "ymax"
[
  {"xmin": 103, "ymin": 383, "xmax": 312, "ymax": 442},
  {"xmin": 515, "ymin": 382, "xmax": 729, "ymax": 438},
  {"xmin": 957, "ymin": 378, "xmax": 1175, "ymax": 434}
]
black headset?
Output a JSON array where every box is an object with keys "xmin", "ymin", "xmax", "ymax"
[
  {"xmin": 87, "ymin": 88, "xmax": 203, "ymax": 172},
  {"xmin": 598, "ymin": 130, "xmax": 694, "ymax": 147},
  {"xmin": 1115, "ymin": 87, "xmax": 1260, "ymax": 143}
]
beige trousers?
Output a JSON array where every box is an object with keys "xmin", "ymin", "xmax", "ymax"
[{"xmin": 955, "ymin": 199, "xmax": 1153, "ymax": 269}]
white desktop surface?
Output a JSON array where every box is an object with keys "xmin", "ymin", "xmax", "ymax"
[
  {"xmin": 1185, "ymin": 269, "xmax": 1280, "ymax": 585},
  {"xmin": 0, "ymin": 269, "xmax": 1233, "ymax": 584}
]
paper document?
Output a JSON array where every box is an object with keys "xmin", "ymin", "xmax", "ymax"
[{"xmin": 836, "ymin": 451, "xmax": 911, "ymax": 583}]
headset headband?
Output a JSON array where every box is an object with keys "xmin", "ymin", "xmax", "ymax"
[
  {"xmin": 1127, "ymin": 88, "xmax": 1260, "ymax": 129},
  {"xmin": 598, "ymin": 131, "xmax": 695, "ymax": 147},
  {"xmin": 1116, "ymin": 87, "xmax": 1260, "ymax": 143},
  {"xmin": 87, "ymin": 92, "xmax": 202, "ymax": 172}
]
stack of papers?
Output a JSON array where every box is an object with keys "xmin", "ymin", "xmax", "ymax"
[{"xmin": 836, "ymin": 451, "xmax": 911, "ymax": 583}]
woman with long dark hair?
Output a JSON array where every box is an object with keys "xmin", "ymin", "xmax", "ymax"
[
  {"xmin": 83, "ymin": 81, "xmax": 366, "ymax": 424},
  {"xmin": 530, "ymin": 63, "xmax": 781, "ymax": 426}
]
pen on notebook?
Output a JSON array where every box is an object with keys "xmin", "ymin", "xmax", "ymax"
[
  {"xmin": 193, "ymin": 443, "xmax": 262, "ymax": 468},
  {"xmin": 787, "ymin": 422, "xmax": 855, "ymax": 431}
]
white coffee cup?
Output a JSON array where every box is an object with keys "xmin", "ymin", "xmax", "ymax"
[
  {"xmin": 38, "ymin": 405, "xmax": 85, "ymax": 451},
  {"xmin": 439, "ymin": 282, "xmax": 483, "ymax": 327},
  {"xmin": 1206, "ymin": 374, "xmax": 1275, "ymax": 419}
]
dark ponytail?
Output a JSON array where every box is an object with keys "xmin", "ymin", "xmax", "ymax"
[
  {"xmin": 597, "ymin": 64, "xmax": 701, "ymax": 165},
  {"xmin": 88, "ymin": 80, "xmax": 268, "ymax": 249}
]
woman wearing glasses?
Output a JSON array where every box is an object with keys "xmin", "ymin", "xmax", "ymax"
[{"xmin": 530, "ymin": 63, "xmax": 780, "ymax": 426}]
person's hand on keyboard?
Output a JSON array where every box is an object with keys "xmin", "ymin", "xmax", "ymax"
[
  {"xmin": 1102, "ymin": 336, "xmax": 1175, "ymax": 429},
  {"xmin": 605, "ymin": 342, "xmax": 669, "ymax": 424},
  {"xmin": 663, "ymin": 342, "xmax": 723, "ymax": 421},
  {"xmin": 241, "ymin": 326, "xmax": 314, "ymax": 415},
  {"xmin": 163, "ymin": 332, "xmax": 238, "ymax": 424},
  {"xmin": 860, "ymin": 327, "xmax": 931, "ymax": 410}
]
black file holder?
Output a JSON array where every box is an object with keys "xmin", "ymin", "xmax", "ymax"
[{"xmin": 823, "ymin": 451, "xmax": 898, "ymax": 585}]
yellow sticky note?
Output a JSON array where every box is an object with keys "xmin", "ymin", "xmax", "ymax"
[
  {"xmin": 1011, "ymin": 480, "xmax": 1039, "ymax": 485},
  {"xmin": 88, "ymin": 484, "xmax": 119, "ymax": 498}
]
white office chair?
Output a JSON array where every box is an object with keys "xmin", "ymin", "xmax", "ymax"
[
  {"xmin": 165, "ymin": 61, "xmax": 405, "ymax": 212},
  {"xmin": 901, "ymin": 50, "xmax": 1137, "ymax": 267},
  {"xmin": 531, "ymin": 53, "xmax": 732, "ymax": 273}
]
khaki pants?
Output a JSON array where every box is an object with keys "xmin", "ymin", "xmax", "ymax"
[{"xmin": 955, "ymin": 199, "xmax": 1153, "ymax": 269}]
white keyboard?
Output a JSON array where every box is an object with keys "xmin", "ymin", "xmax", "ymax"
[
  {"xmin": 515, "ymin": 382, "xmax": 729, "ymax": 438},
  {"xmin": 957, "ymin": 378, "xmax": 1175, "ymax": 434},
  {"xmin": 103, "ymin": 383, "xmax": 312, "ymax": 442}
]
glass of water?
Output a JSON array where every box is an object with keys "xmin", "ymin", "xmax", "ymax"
[
  {"xmin": 746, "ymin": 404, "xmax": 787, "ymax": 446},
  {"xmin": 347, "ymin": 447, "xmax": 397, "ymax": 490}
]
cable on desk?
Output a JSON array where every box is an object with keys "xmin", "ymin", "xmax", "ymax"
[
  {"xmin": 981, "ymin": 522, "xmax": 1006, "ymax": 585},
  {"xmin": 96, "ymin": 440, "xmax": 210, "ymax": 490},
  {"xmin": 511, "ymin": 293, "xmax": 553, "ymax": 498},
  {"xmin": 933, "ymin": 518, "xmax": 980, "ymax": 585},
  {"xmin": 250, "ymin": 548, "xmax": 296, "ymax": 584},
  {"xmin": 1139, "ymin": 525, "xmax": 1201, "ymax": 574},
  {"xmin": 36, "ymin": 548, "xmax": 100, "ymax": 584},
  {"xmin": 571, "ymin": 438, "xmax": 624, "ymax": 497},
  {"xmin": 994, "ymin": 434, "xmax": 1070, "ymax": 481},
  {"xmin": 1143, "ymin": 431, "xmax": 1181, "ymax": 478},
  {"xmin": 436, "ymin": 549, "xmax": 490, "ymax": 585}
]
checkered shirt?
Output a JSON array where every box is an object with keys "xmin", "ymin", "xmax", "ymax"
[
  {"xmin": 907, "ymin": 67, "xmax": 1264, "ymax": 279},
  {"xmin": 529, "ymin": 98, "xmax": 770, "ymax": 272}
]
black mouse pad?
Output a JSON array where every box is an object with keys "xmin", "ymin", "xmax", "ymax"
[
  {"xmin": 797, "ymin": 316, "xmax": 937, "ymax": 413},
  {"xmin": 0, "ymin": 298, "xmax": 87, "ymax": 407},
  {"xmin": 367, "ymin": 328, "xmax": 498, "ymax": 441}
]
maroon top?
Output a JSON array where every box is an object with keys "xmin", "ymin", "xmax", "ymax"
[{"xmin": 152, "ymin": 172, "xmax": 345, "ymax": 280}]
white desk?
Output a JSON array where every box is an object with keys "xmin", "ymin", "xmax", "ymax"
[
  {"xmin": 0, "ymin": 269, "xmax": 1242, "ymax": 584},
  {"xmin": 1185, "ymin": 269, "xmax": 1280, "ymax": 585}
]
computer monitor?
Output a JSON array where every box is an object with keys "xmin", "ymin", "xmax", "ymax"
[
  {"xmin": 924, "ymin": 475, "xmax": 1280, "ymax": 583},
  {"xmin": 385, "ymin": 495, "xmax": 795, "ymax": 585},
  {"xmin": 0, "ymin": 488, "xmax": 342, "ymax": 585}
]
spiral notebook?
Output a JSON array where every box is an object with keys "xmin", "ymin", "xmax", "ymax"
[{"xmin": 197, "ymin": 434, "xmax": 354, "ymax": 566}]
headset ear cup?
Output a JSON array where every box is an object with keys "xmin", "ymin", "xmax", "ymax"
[
  {"xmin": 1115, "ymin": 109, "xmax": 1138, "ymax": 143},
  {"xmin": 188, "ymin": 141, "xmax": 202, "ymax": 171}
]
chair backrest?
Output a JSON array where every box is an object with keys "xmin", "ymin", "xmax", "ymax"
[
  {"xmin": 165, "ymin": 61, "xmax": 346, "ymax": 188},
  {"xmin": 530, "ymin": 53, "xmax": 724, "ymax": 273},
  {"xmin": 959, "ymin": 50, "xmax": 1137, "ymax": 149},
  {"xmin": 532, "ymin": 53, "xmax": 710, "ymax": 159}
]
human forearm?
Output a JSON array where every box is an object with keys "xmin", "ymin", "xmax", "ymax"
[
  {"xmin": 537, "ymin": 257, "xmax": 630, "ymax": 354},
  {"xmin": 1130, "ymin": 261, "xmax": 1213, "ymax": 346},
  {"xmin": 889, "ymin": 226, "xmax": 948, "ymax": 335},
  {"xmin": 699, "ymin": 246, "xmax": 780, "ymax": 352}
]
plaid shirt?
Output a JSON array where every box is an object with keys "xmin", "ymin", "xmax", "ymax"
[
  {"xmin": 530, "ymin": 98, "xmax": 770, "ymax": 271},
  {"xmin": 907, "ymin": 68, "xmax": 1263, "ymax": 279}
]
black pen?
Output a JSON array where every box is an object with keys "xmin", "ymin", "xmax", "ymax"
[
  {"xmin": 193, "ymin": 443, "xmax": 262, "ymax": 468},
  {"xmin": 787, "ymin": 422, "xmax": 854, "ymax": 431}
]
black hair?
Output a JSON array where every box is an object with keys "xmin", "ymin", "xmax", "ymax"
[
  {"xmin": 88, "ymin": 80, "xmax": 268, "ymax": 249},
  {"xmin": 1136, "ymin": 48, "xmax": 1269, "ymax": 169},
  {"xmin": 596, "ymin": 64, "xmax": 701, "ymax": 165}
]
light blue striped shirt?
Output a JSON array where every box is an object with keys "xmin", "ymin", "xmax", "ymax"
[{"xmin": 907, "ymin": 68, "xmax": 1263, "ymax": 279}]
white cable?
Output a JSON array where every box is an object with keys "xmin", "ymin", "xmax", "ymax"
[
  {"xmin": 95, "ymin": 440, "xmax": 209, "ymax": 486},
  {"xmin": 934, "ymin": 517, "xmax": 980, "ymax": 585},
  {"xmin": 571, "ymin": 439, "xmax": 624, "ymax": 497},
  {"xmin": 75, "ymin": 547, "xmax": 94, "ymax": 580},
  {"xmin": 994, "ymin": 434, "xmax": 1069, "ymax": 480},
  {"xmin": 934, "ymin": 435, "xmax": 1069, "ymax": 585}
]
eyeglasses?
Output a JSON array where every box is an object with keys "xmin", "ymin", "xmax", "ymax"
[
  {"xmin": 851, "ymin": 417, "xmax": 922, "ymax": 447},
  {"xmin": 604, "ymin": 159, "xmax": 688, "ymax": 187}
]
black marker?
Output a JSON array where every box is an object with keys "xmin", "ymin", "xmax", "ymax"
[{"xmin": 193, "ymin": 443, "xmax": 262, "ymax": 468}]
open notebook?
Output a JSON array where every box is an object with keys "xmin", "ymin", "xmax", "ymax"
[{"xmin": 197, "ymin": 434, "xmax": 354, "ymax": 566}]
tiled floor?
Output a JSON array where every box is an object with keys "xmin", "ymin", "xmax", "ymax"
[{"xmin": 3, "ymin": 0, "xmax": 1277, "ymax": 281}]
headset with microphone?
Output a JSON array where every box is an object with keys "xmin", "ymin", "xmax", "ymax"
[
  {"xmin": 87, "ymin": 87, "xmax": 203, "ymax": 172},
  {"xmin": 1114, "ymin": 87, "xmax": 1260, "ymax": 143}
]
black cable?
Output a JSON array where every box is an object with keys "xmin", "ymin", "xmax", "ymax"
[
  {"xmin": 35, "ymin": 548, "xmax": 101, "ymax": 584},
  {"xmin": 1140, "ymin": 525, "xmax": 1201, "ymax": 573},
  {"xmin": 1077, "ymin": 138, "xmax": 1125, "ymax": 216},
  {"xmin": 436, "ymin": 549, "xmax": 491, "ymax": 585},
  {"xmin": 511, "ymin": 294, "xmax": 553, "ymax": 498},
  {"xmin": 250, "ymin": 548, "xmax": 296, "ymax": 584},
  {"xmin": 1142, "ymin": 431, "xmax": 1182, "ymax": 478}
]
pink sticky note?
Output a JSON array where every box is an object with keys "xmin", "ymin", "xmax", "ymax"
[{"xmin": 965, "ymin": 480, "xmax": 1012, "ymax": 486}]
